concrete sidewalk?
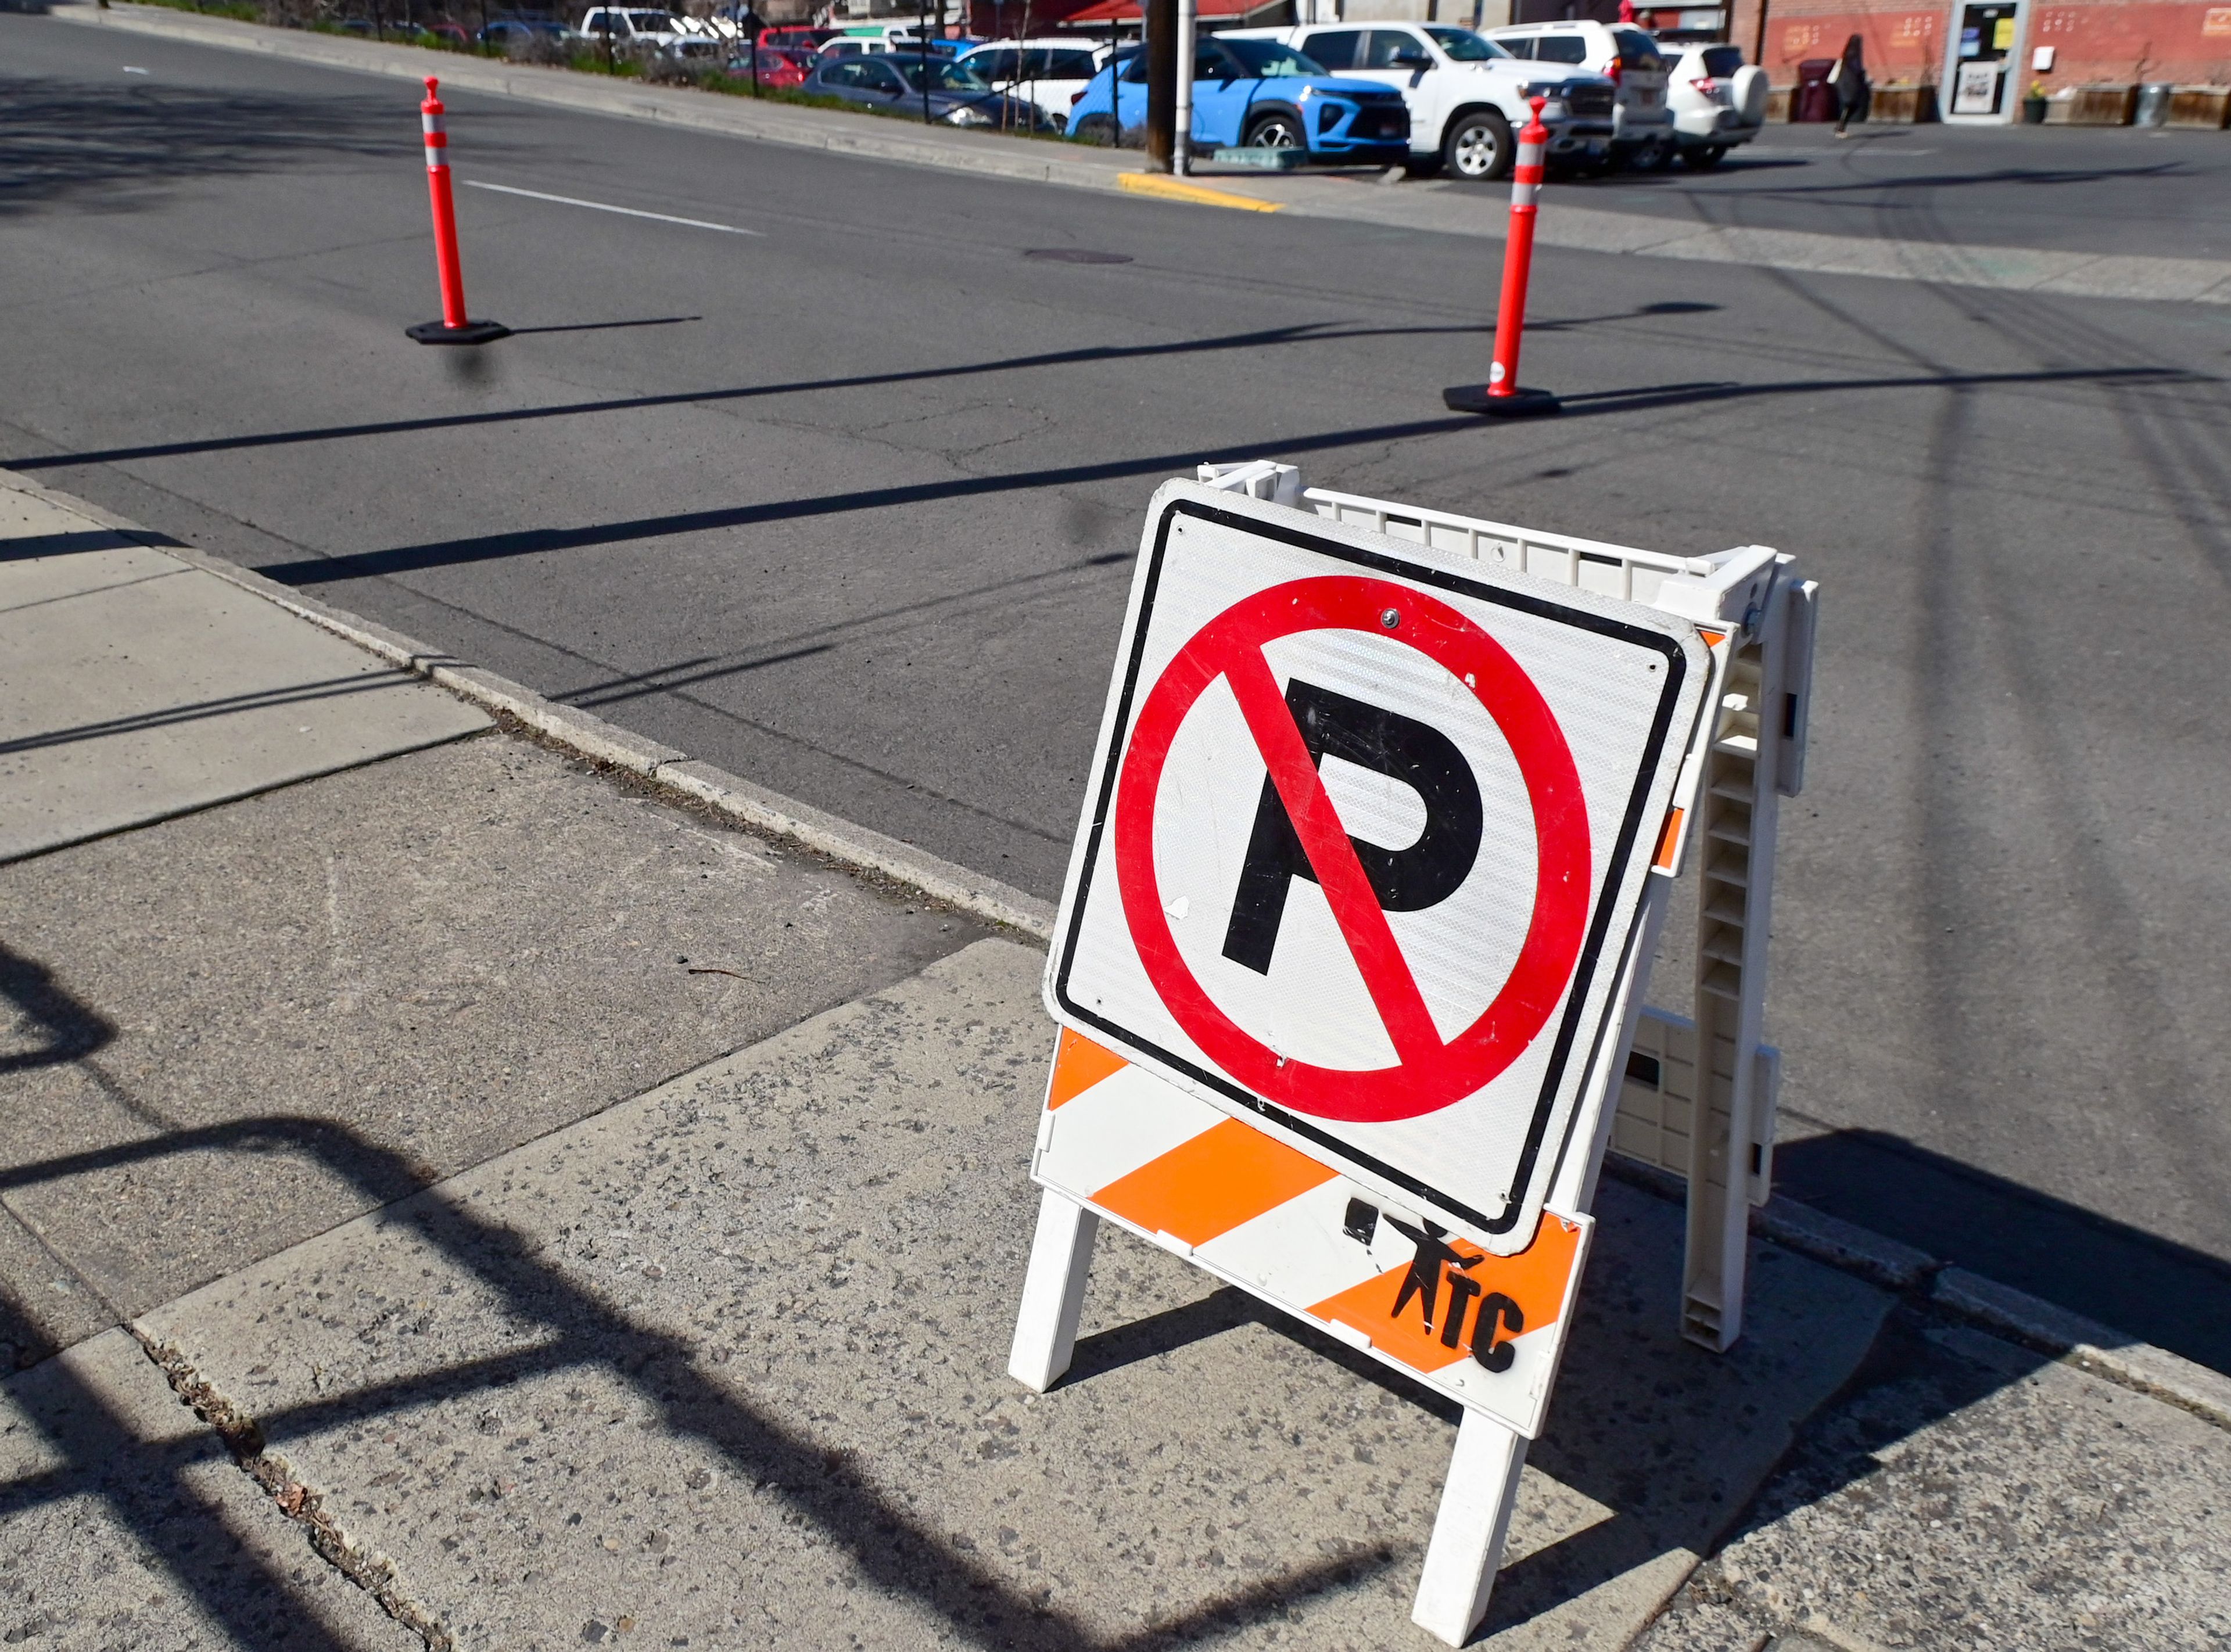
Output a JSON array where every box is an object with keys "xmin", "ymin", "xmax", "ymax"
[
  {"xmin": 3, "ymin": 478, "xmax": 2228, "ymax": 1651},
  {"xmin": 46, "ymin": 1, "xmax": 2231, "ymax": 306}
]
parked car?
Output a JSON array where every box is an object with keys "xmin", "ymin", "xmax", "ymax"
[
  {"xmin": 1224, "ymin": 21, "xmax": 1612, "ymax": 179},
  {"xmin": 421, "ymin": 20, "xmax": 473, "ymax": 47},
  {"xmin": 1658, "ymin": 39, "xmax": 1768, "ymax": 166},
  {"xmin": 816, "ymin": 22, "xmax": 971, "ymax": 56},
  {"xmin": 956, "ymin": 38, "xmax": 1109, "ymax": 131},
  {"xmin": 477, "ymin": 17, "xmax": 575, "ymax": 48},
  {"xmin": 1484, "ymin": 19, "xmax": 1674, "ymax": 167},
  {"xmin": 578, "ymin": 8, "xmax": 689, "ymax": 50},
  {"xmin": 1067, "ymin": 35, "xmax": 1409, "ymax": 164},
  {"xmin": 729, "ymin": 44, "xmax": 812, "ymax": 85},
  {"xmin": 801, "ymin": 51, "xmax": 1049, "ymax": 129},
  {"xmin": 760, "ymin": 24, "xmax": 838, "ymax": 53}
]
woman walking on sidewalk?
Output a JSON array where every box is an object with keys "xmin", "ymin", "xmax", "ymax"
[{"xmin": 1831, "ymin": 34, "xmax": 1871, "ymax": 134}]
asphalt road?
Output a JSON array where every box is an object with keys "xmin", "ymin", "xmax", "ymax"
[
  {"xmin": 1534, "ymin": 121, "xmax": 2231, "ymax": 261},
  {"xmin": 6, "ymin": 14, "xmax": 2231, "ymax": 1366}
]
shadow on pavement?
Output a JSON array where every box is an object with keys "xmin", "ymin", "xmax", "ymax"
[
  {"xmin": 0, "ymin": 1114, "xmax": 1404, "ymax": 1650},
  {"xmin": 0, "ymin": 321, "xmax": 1484, "ymax": 474},
  {"xmin": 0, "ymin": 79, "xmax": 404, "ymax": 214},
  {"xmin": 0, "ymin": 301, "xmax": 1717, "ymax": 479},
  {"xmin": 191, "ymin": 361, "xmax": 2193, "ymax": 589},
  {"xmin": 1777, "ymin": 1127, "xmax": 2231, "ymax": 1374},
  {"xmin": 0, "ymin": 943, "xmax": 115, "ymax": 1075},
  {"xmin": 504, "ymin": 314, "xmax": 704, "ymax": 336},
  {"xmin": 0, "ymin": 938, "xmax": 2168, "ymax": 1648}
]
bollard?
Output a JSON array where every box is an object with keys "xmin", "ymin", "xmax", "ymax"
[
  {"xmin": 407, "ymin": 78, "xmax": 509, "ymax": 346},
  {"xmin": 1444, "ymin": 96, "xmax": 1558, "ymax": 418}
]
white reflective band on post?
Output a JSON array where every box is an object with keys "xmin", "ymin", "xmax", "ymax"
[
  {"xmin": 1516, "ymin": 138, "xmax": 1545, "ymax": 168},
  {"xmin": 1509, "ymin": 182, "xmax": 1538, "ymax": 209},
  {"xmin": 423, "ymin": 118, "xmax": 448, "ymax": 171}
]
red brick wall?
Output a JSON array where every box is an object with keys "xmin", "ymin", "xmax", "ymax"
[{"xmin": 1724, "ymin": 0, "xmax": 2231, "ymax": 87}]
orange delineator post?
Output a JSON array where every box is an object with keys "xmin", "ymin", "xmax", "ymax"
[
  {"xmin": 1443, "ymin": 96, "xmax": 1558, "ymax": 418},
  {"xmin": 407, "ymin": 77, "xmax": 508, "ymax": 346}
]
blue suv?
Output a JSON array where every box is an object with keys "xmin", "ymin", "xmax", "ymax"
[{"xmin": 1067, "ymin": 36, "xmax": 1409, "ymax": 163}]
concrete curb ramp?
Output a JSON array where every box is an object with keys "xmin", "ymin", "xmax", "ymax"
[{"xmin": 48, "ymin": 1, "xmax": 2231, "ymax": 306}]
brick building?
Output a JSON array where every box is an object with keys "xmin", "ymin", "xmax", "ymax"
[{"xmin": 1723, "ymin": 0, "xmax": 2231, "ymax": 109}]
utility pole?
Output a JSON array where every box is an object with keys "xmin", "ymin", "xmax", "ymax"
[
  {"xmin": 1145, "ymin": 0, "xmax": 1177, "ymax": 170},
  {"xmin": 1172, "ymin": 0, "xmax": 1193, "ymax": 173}
]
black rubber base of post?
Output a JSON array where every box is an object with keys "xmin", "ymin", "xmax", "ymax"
[
  {"xmin": 407, "ymin": 319, "xmax": 511, "ymax": 346},
  {"xmin": 1442, "ymin": 383, "xmax": 1561, "ymax": 417}
]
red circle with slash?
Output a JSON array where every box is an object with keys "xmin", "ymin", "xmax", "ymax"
[{"xmin": 1113, "ymin": 575, "xmax": 1591, "ymax": 1124}]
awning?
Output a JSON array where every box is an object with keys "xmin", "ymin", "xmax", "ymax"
[{"xmin": 1054, "ymin": 0, "xmax": 1259, "ymax": 21}]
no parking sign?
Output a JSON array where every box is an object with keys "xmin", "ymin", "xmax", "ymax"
[{"xmin": 1045, "ymin": 484, "xmax": 1711, "ymax": 1260}]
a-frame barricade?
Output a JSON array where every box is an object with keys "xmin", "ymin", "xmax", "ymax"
[{"xmin": 1007, "ymin": 459, "xmax": 1818, "ymax": 1645}]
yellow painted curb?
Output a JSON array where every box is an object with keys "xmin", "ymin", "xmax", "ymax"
[{"xmin": 1117, "ymin": 173, "xmax": 1284, "ymax": 213}]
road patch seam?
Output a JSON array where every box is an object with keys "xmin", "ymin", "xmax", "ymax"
[
  {"xmin": 128, "ymin": 1324, "xmax": 458, "ymax": 1651},
  {"xmin": 13, "ymin": 467, "xmax": 2221, "ymax": 1432}
]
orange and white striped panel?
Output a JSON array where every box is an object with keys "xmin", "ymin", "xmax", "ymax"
[{"xmin": 1033, "ymin": 1028, "xmax": 1592, "ymax": 1439}]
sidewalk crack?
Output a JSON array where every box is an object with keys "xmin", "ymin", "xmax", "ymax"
[{"xmin": 127, "ymin": 1325, "xmax": 458, "ymax": 1652}]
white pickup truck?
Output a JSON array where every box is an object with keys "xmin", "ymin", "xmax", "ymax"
[{"xmin": 1221, "ymin": 22, "xmax": 1615, "ymax": 180}]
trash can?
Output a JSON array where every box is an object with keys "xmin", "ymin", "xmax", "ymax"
[
  {"xmin": 1795, "ymin": 58, "xmax": 1838, "ymax": 121},
  {"xmin": 2135, "ymin": 81, "xmax": 2174, "ymax": 125}
]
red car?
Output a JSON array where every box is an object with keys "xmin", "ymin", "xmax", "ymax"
[
  {"xmin": 737, "ymin": 46, "xmax": 812, "ymax": 86},
  {"xmin": 758, "ymin": 25, "xmax": 835, "ymax": 53}
]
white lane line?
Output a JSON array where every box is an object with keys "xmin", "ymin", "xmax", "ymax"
[{"xmin": 462, "ymin": 181, "xmax": 764, "ymax": 236}]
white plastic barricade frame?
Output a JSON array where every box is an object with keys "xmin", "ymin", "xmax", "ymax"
[{"xmin": 1007, "ymin": 459, "xmax": 1817, "ymax": 1644}]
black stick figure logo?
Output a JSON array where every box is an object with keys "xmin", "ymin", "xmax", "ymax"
[{"xmin": 1383, "ymin": 1214, "xmax": 1480, "ymax": 1330}]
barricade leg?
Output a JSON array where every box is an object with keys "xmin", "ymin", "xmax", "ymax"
[
  {"xmin": 1412, "ymin": 1409, "xmax": 1529, "ymax": 1646},
  {"xmin": 1006, "ymin": 1188, "xmax": 1100, "ymax": 1392}
]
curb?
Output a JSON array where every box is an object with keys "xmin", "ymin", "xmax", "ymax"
[
  {"xmin": 1117, "ymin": 173, "xmax": 1284, "ymax": 213},
  {"xmin": 1602, "ymin": 1152, "xmax": 2231, "ymax": 1432},
  {"xmin": 10, "ymin": 467, "xmax": 2223, "ymax": 1436},
  {"xmin": 0, "ymin": 468, "xmax": 1055, "ymax": 940}
]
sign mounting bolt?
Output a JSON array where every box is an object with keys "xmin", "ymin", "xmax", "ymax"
[{"xmin": 1380, "ymin": 608, "xmax": 1401, "ymax": 630}]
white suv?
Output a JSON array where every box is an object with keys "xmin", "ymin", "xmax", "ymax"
[
  {"xmin": 1222, "ymin": 23, "xmax": 1615, "ymax": 179},
  {"xmin": 956, "ymin": 38, "xmax": 1110, "ymax": 132},
  {"xmin": 1484, "ymin": 20, "xmax": 1675, "ymax": 167},
  {"xmin": 1659, "ymin": 40, "xmax": 1769, "ymax": 167},
  {"xmin": 578, "ymin": 6, "xmax": 722, "ymax": 57}
]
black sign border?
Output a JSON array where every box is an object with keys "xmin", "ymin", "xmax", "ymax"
[{"xmin": 1052, "ymin": 494, "xmax": 1690, "ymax": 1237}]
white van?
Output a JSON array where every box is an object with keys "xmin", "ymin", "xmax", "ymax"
[
  {"xmin": 1222, "ymin": 23, "xmax": 1615, "ymax": 179},
  {"xmin": 1484, "ymin": 19, "xmax": 1676, "ymax": 166}
]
